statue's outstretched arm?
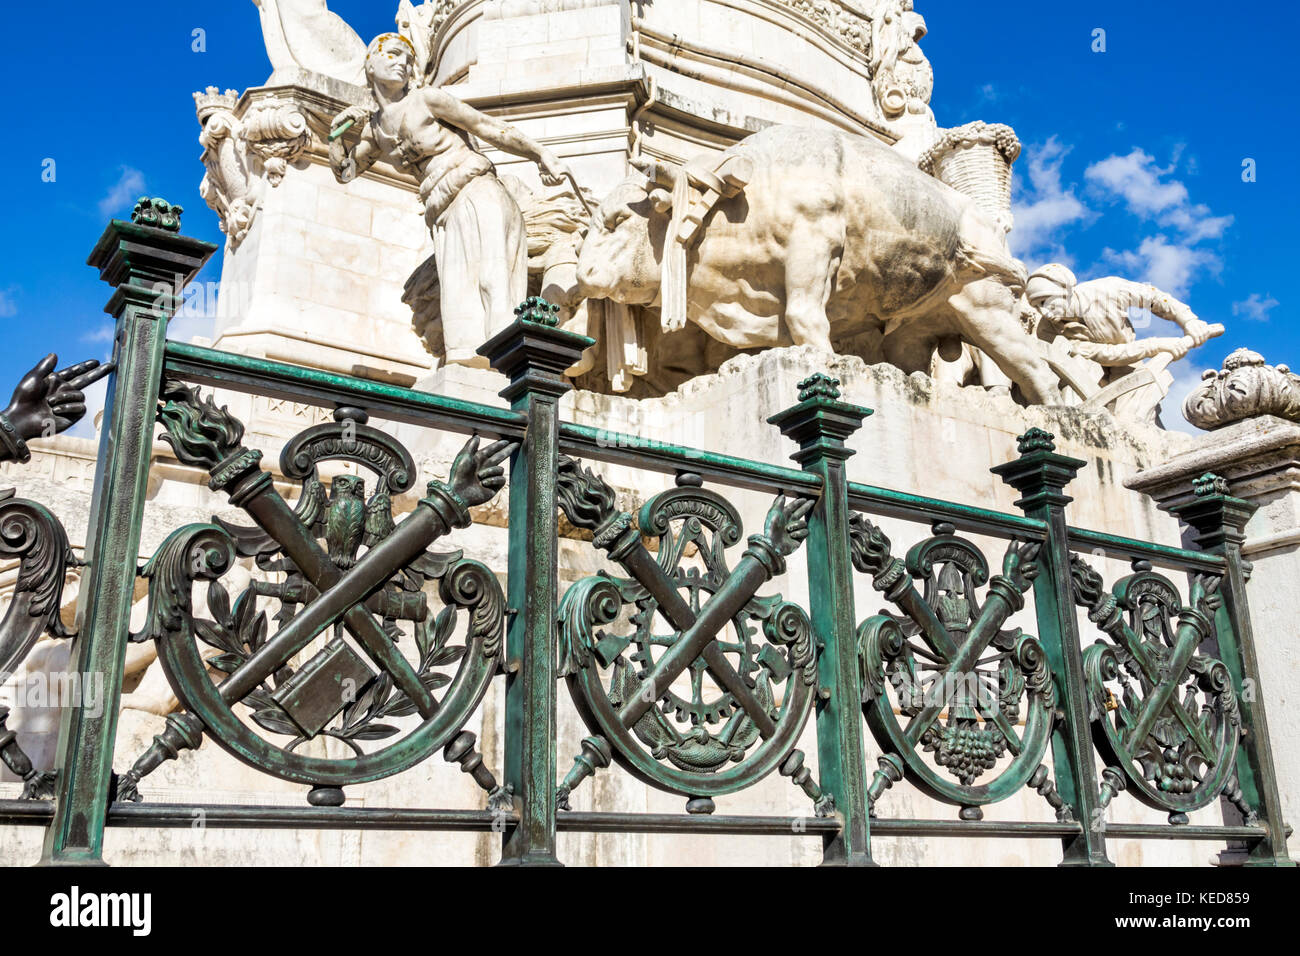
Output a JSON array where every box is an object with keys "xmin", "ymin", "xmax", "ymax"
[
  {"xmin": 1068, "ymin": 337, "xmax": 1191, "ymax": 367},
  {"xmin": 421, "ymin": 88, "xmax": 569, "ymax": 186},
  {"xmin": 1116, "ymin": 279, "xmax": 1221, "ymax": 346}
]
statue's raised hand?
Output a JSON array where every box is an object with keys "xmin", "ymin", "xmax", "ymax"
[
  {"xmin": 447, "ymin": 434, "xmax": 517, "ymax": 508},
  {"xmin": 3, "ymin": 354, "xmax": 114, "ymax": 440},
  {"xmin": 763, "ymin": 495, "xmax": 815, "ymax": 556},
  {"xmin": 1183, "ymin": 318, "xmax": 1223, "ymax": 348},
  {"xmin": 538, "ymin": 151, "xmax": 573, "ymax": 189},
  {"xmin": 1002, "ymin": 539, "xmax": 1042, "ymax": 592},
  {"xmin": 330, "ymin": 105, "xmax": 369, "ymax": 140}
]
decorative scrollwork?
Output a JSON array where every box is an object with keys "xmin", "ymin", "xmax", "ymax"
[
  {"xmin": 119, "ymin": 385, "xmax": 515, "ymax": 799},
  {"xmin": 1070, "ymin": 556, "xmax": 1245, "ymax": 822},
  {"xmin": 852, "ymin": 516, "xmax": 1057, "ymax": 818},
  {"xmin": 0, "ymin": 354, "xmax": 114, "ymax": 799},
  {"xmin": 555, "ymin": 459, "xmax": 821, "ymax": 811},
  {"xmin": 0, "ymin": 491, "xmax": 78, "ymax": 800},
  {"xmin": 0, "ymin": 492, "xmax": 75, "ymax": 671}
]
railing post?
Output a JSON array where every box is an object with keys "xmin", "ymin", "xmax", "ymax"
[
  {"xmin": 991, "ymin": 428, "xmax": 1111, "ymax": 866},
  {"xmin": 480, "ymin": 298, "xmax": 591, "ymax": 867},
  {"xmin": 1168, "ymin": 474, "xmax": 1294, "ymax": 866},
  {"xmin": 42, "ymin": 200, "xmax": 216, "ymax": 865},
  {"xmin": 770, "ymin": 374, "xmax": 874, "ymax": 866}
]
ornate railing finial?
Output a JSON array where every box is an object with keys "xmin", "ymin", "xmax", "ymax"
[
  {"xmin": 1017, "ymin": 427, "xmax": 1056, "ymax": 454},
  {"xmin": 515, "ymin": 296, "xmax": 559, "ymax": 328},
  {"xmin": 1193, "ymin": 472, "xmax": 1231, "ymax": 498},
  {"xmin": 796, "ymin": 373, "xmax": 841, "ymax": 402},
  {"xmin": 131, "ymin": 197, "xmax": 184, "ymax": 232}
]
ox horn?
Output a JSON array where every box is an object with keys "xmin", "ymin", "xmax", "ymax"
[{"xmin": 628, "ymin": 155, "xmax": 679, "ymax": 189}]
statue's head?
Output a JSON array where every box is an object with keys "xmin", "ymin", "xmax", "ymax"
[
  {"xmin": 1026, "ymin": 264, "xmax": 1077, "ymax": 318},
  {"xmin": 365, "ymin": 33, "xmax": 416, "ymax": 93}
]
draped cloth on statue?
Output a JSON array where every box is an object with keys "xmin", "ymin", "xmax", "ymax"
[
  {"xmin": 255, "ymin": 0, "xmax": 367, "ymax": 86},
  {"xmin": 432, "ymin": 174, "xmax": 528, "ymax": 367}
]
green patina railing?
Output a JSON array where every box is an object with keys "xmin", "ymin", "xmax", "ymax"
[{"xmin": 0, "ymin": 211, "xmax": 1291, "ymax": 867}]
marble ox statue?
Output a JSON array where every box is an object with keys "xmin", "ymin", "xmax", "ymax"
[{"xmin": 575, "ymin": 126, "xmax": 1062, "ymax": 404}]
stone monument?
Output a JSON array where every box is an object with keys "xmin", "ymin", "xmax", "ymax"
[{"xmin": 0, "ymin": 0, "xmax": 1292, "ymax": 867}]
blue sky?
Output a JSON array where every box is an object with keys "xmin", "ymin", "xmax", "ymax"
[{"xmin": 0, "ymin": 1, "xmax": 1295, "ymax": 433}]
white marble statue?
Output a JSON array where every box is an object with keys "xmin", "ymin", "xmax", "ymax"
[
  {"xmin": 330, "ymin": 34, "xmax": 573, "ymax": 366},
  {"xmin": 252, "ymin": 0, "xmax": 367, "ymax": 86},
  {"xmin": 1026, "ymin": 264, "xmax": 1224, "ymax": 422},
  {"xmin": 194, "ymin": 88, "xmax": 310, "ymax": 250},
  {"xmin": 576, "ymin": 125, "xmax": 1063, "ymax": 404},
  {"xmin": 1027, "ymin": 265, "xmax": 1221, "ymax": 364}
]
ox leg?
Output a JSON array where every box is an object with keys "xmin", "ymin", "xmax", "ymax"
[
  {"xmin": 948, "ymin": 280, "xmax": 1062, "ymax": 405},
  {"xmin": 882, "ymin": 319, "xmax": 944, "ymax": 375},
  {"xmin": 782, "ymin": 230, "xmax": 841, "ymax": 353}
]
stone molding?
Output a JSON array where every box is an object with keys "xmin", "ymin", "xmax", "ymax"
[
  {"xmin": 1127, "ymin": 416, "xmax": 1300, "ymax": 512},
  {"xmin": 632, "ymin": 17, "xmax": 890, "ymax": 138}
]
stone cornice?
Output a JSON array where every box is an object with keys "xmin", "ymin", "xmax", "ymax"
[
  {"xmin": 632, "ymin": 18, "xmax": 892, "ymax": 140},
  {"xmin": 1127, "ymin": 416, "xmax": 1300, "ymax": 509}
]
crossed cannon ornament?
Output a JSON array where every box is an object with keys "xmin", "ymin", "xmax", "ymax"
[
  {"xmin": 850, "ymin": 515, "xmax": 1067, "ymax": 820},
  {"xmin": 554, "ymin": 459, "xmax": 830, "ymax": 814},
  {"xmin": 1070, "ymin": 556, "xmax": 1249, "ymax": 824},
  {"xmin": 119, "ymin": 381, "xmax": 516, "ymax": 802}
]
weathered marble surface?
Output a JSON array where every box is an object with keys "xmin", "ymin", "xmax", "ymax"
[
  {"xmin": 575, "ymin": 125, "xmax": 1062, "ymax": 404},
  {"xmin": 329, "ymin": 34, "xmax": 573, "ymax": 367},
  {"xmin": 254, "ymin": 0, "xmax": 368, "ymax": 86},
  {"xmin": 1025, "ymin": 265, "xmax": 1224, "ymax": 424}
]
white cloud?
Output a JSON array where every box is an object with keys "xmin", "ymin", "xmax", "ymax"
[
  {"xmin": 1232, "ymin": 293, "xmax": 1279, "ymax": 322},
  {"xmin": 0, "ymin": 289, "xmax": 16, "ymax": 318},
  {"xmin": 1084, "ymin": 148, "xmax": 1232, "ymax": 241},
  {"xmin": 1100, "ymin": 236, "xmax": 1219, "ymax": 299},
  {"xmin": 1086, "ymin": 150, "xmax": 1188, "ymax": 216},
  {"xmin": 1084, "ymin": 148, "xmax": 1231, "ymax": 296},
  {"xmin": 80, "ymin": 322, "xmax": 115, "ymax": 346},
  {"xmin": 1009, "ymin": 138, "xmax": 1094, "ymax": 267},
  {"xmin": 98, "ymin": 167, "xmax": 146, "ymax": 218},
  {"xmin": 1158, "ymin": 358, "xmax": 1215, "ymax": 435}
]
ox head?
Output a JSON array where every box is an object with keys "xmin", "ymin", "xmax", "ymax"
[{"xmin": 575, "ymin": 160, "xmax": 676, "ymax": 305}]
